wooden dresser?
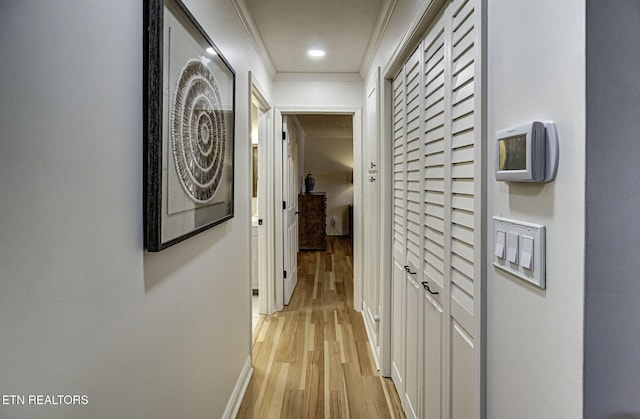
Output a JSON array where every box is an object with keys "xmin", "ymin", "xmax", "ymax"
[{"xmin": 298, "ymin": 193, "xmax": 326, "ymax": 250}]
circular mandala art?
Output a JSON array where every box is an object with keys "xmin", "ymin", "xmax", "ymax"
[{"xmin": 170, "ymin": 59, "xmax": 226, "ymax": 204}]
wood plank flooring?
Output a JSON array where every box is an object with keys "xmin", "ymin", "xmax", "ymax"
[{"xmin": 238, "ymin": 236, "xmax": 405, "ymax": 419}]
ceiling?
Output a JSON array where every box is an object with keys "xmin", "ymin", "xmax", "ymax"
[
  {"xmin": 243, "ymin": 0, "xmax": 387, "ymax": 73},
  {"xmin": 295, "ymin": 114, "xmax": 352, "ymax": 139},
  {"xmin": 243, "ymin": 1, "xmax": 384, "ymax": 163}
]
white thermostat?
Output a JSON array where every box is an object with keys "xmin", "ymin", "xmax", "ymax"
[{"xmin": 495, "ymin": 121, "xmax": 558, "ymax": 182}]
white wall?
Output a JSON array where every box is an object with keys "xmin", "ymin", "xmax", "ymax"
[
  {"xmin": 274, "ymin": 73, "xmax": 364, "ymax": 108},
  {"xmin": 0, "ymin": 1, "xmax": 272, "ymax": 418},
  {"xmin": 304, "ymin": 131, "xmax": 354, "ymax": 236},
  {"xmin": 487, "ymin": 1, "xmax": 585, "ymax": 418},
  {"xmin": 312, "ymin": 174, "xmax": 354, "ymax": 236}
]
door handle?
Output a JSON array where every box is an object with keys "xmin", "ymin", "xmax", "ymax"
[
  {"xmin": 421, "ymin": 281, "xmax": 439, "ymax": 295},
  {"xmin": 404, "ymin": 265, "xmax": 416, "ymax": 275}
]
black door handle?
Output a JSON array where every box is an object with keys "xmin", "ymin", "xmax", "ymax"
[
  {"xmin": 421, "ymin": 281, "xmax": 439, "ymax": 295},
  {"xmin": 404, "ymin": 265, "xmax": 416, "ymax": 275}
]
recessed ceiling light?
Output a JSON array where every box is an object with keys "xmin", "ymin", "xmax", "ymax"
[
  {"xmin": 308, "ymin": 49, "xmax": 326, "ymax": 58},
  {"xmin": 206, "ymin": 47, "xmax": 217, "ymax": 56}
]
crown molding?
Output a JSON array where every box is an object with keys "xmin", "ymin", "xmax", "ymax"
[
  {"xmin": 360, "ymin": 0, "xmax": 398, "ymax": 77},
  {"xmin": 274, "ymin": 72, "xmax": 363, "ymax": 83},
  {"xmin": 231, "ymin": 0, "xmax": 277, "ymax": 78}
]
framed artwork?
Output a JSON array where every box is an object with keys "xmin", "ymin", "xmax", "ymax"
[{"xmin": 144, "ymin": 0, "xmax": 236, "ymax": 251}]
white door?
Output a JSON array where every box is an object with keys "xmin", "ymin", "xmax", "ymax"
[
  {"xmin": 256, "ymin": 101, "xmax": 271, "ymax": 314},
  {"xmin": 391, "ymin": 66, "xmax": 407, "ymax": 399},
  {"xmin": 389, "ymin": 0, "xmax": 483, "ymax": 417},
  {"xmin": 402, "ymin": 46, "xmax": 424, "ymax": 419},
  {"xmin": 282, "ymin": 116, "xmax": 299, "ymax": 305}
]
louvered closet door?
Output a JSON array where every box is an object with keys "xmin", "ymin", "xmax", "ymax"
[
  {"xmin": 389, "ymin": 0, "xmax": 482, "ymax": 417},
  {"xmin": 447, "ymin": 0, "xmax": 481, "ymax": 417},
  {"xmin": 402, "ymin": 47, "xmax": 424, "ymax": 419},
  {"xmin": 391, "ymin": 60, "xmax": 406, "ymax": 394},
  {"xmin": 422, "ymin": 16, "xmax": 446, "ymax": 419},
  {"xmin": 390, "ymin": 63, "xmax": 407, "ymax": 398}
]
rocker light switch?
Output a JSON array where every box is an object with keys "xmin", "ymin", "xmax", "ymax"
[
  {"xmin": 506, "ymin": 231, "xmax": 519, "ymax": 264},
  {"xmin": 495, "ymin": 230, "xmax": 506, "ymax": 259},
  {"xmin": 520, "ymin": 236, "xmax": 534, "ymax": 270},
  {"xmin": 493, "ymin": 216, "xmax": 546, "ymax": 290}
]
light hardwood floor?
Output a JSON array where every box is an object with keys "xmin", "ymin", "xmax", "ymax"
[{"xmin": 237, "ymin": 236, "xmax": 405, "ymax": 419}]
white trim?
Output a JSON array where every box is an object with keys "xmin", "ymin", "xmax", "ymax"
[
  {"xmin": 231, "ymin": 0, "xmax": 277, "ymax": 78},
  {"xmin": 274, "ymin": 106, "xmax": 363, "ymax": 312},
  {"xmin": 360, "ymin": 0, "xmax": 399, "ymax": 77},
  {"xmin": 250, "ymin": 72, "xmax": 272, "ymax": 110},
  {"xmin": 274, "ymin": 72, "xmax": 364, "ymax": 83},
  {"xmin": 273, "ymin": 109, "xmax": 284, "ymax": 312},
  {"xmin": 250, "ymin": 72, "xmax": 276, "ymax": 315},
  {"xmin": 222, "ymin": 356, "xmax": 253, "ymax": 419},
  {"xmin": 378, "ymin": 71, "xmax": 394, "ymax": 378},
  {"xmin": 361, "ymin": 309, "xmax": 382, "ymax": 371},
  {"xmin": 382, "ymin": 0, "xmax": 447, "ymax": 79},
  {"xmin": 352, "ymin": 108, "xmax": 364, "ymax": 311}
]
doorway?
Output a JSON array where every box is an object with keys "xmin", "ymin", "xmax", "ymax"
[
  {"xmin": 273, "ymin": 108, "xmax": 363, "ymax": 312},
  {"xmin": 249, "ymin": 76, "xmax": 274, "ymax": 336}
]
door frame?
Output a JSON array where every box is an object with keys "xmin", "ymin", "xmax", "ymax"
[
  {"xmin": 273, "ymin": 106, "xmax": 363, "ymax": 312},
  {"xmin": 249, "ymin": 72, "xmax": 275, "ymax": 315}
]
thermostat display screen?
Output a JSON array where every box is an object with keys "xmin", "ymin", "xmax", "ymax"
[{"xmin": 498, "ymin": 135, "xmax": 527, "ymax": 170}]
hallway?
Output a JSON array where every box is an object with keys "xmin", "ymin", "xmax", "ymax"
[{"xmin": 237, "ymin": 237, "xmax": 405, "ymax": 418}]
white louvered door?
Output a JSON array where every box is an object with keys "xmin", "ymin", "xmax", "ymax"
[
  {"xmin": 422, "ymin": 15, "xmax": 446, "ymax": 419},
  {"xmin": 403, "ymin": 47, "xmax": 424, "ymax": 419},
  {"xmin": 391, "ymin": 58, "xmax": 407, "ymax": 401},
  {"xmin": 447, "ymin": 0, "xmax": 481, "ymax": 416},
  {"xmin": 389, "ymin": 0, "xmax": 482, "ymax": 417}
]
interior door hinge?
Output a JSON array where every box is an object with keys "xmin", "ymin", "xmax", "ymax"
[
  {"xmin": 284, "ymin": 270, "xmax": 287, "ymax": 279},
  {"xmin": 283, "ymin": 200, "xmax": 286, "ymax": 210},
  {"xmin": 282, "ymin": 131, "xmax": 286, "ymax": 140}
]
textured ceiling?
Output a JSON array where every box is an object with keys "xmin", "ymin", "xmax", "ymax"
[{"xmin": 244, "ymin": 0, "xmax": 384, "ymax": 73}]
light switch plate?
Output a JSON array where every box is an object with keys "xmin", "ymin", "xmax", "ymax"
[{"xmin": 493, "ymin": 216, "xmax": 546, "ymax": 289}]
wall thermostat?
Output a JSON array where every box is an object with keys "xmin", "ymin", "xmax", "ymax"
[{"xmin": 495, "ymin": 121, "xmax": 558, "ymax": 182}]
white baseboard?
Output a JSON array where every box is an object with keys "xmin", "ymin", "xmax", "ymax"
[
  {"xmin": 222, "ymin": 355, "xmax": 253, "ymax": 419},
  {"xmin": 361, "ymin": 307, "xmax": 381, "ymax": 371}
]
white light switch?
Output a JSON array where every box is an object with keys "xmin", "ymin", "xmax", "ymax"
[
  {"xmin": 507, "ymin": 231, "xmax": 519, "ymax": 264},
  {"xmin": 493, "ymin": 216, "xmax": 546, "ymax": 289},
  {"xmin": 495, "ymin": 230, "xmax": 506, "ymax": 259},
  {"xmin": 520, "ymin": 235, "xmax": 534, "ymax": 270}
]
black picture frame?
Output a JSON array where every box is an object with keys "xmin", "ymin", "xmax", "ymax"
[{"xmin": 144, "ymin": 0, "xmax": 236, "ymax": 252}]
